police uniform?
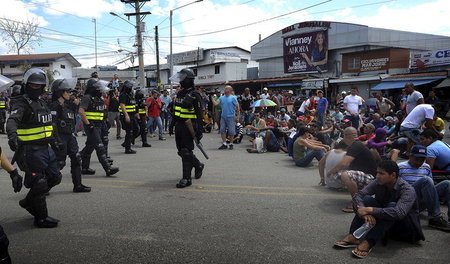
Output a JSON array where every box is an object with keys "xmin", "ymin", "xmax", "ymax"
[
  {"xmin": 0, "ymin": 224, "xmax": 10, "ymax": 264},
  {"xmin": 7, "ymin": 70, "xmax": 62, "ymax": 228},
  {"xmin": 49, "ymin": 84, "xmax": 91, "ymax": 193},
  {"xmin": 135, "ymin": 91, "xmax": 151, "ymax": 147},
  {"xmin": 0, "ymin": 95, "xmax": 7, "ymax": 133},
  {"xmin": 119, "ymin": 86, "xmax": 139, "ymax": 153},
  {"xmin": 172, "ymin": 69, "xmax": 205, "ymax": 188},
  {"xmin": 79, "ymin": 80, "xmax": 119, "ymax": 176}
]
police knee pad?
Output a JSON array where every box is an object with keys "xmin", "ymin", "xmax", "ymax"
[
  {"xmin": 58, "ymin": 160, "xmax": 66, "ymax": 170},
  {"xmin": 47, "ymin": 172, "xmax": 62, "ymax": 189},
  {"xmin": 95, "ymin": 143, "xmax": 106, "ymax": 155},
  {"xmin": 178, "ymin": 148, "xmax": 193, "ymax": 160},
  {"xmin": 30, "ymin": 176, "xmax": 49, "ymax": 196},
  {"xmin": 71, "ymin": 153, "xmax": 82, "ymax": 167}
]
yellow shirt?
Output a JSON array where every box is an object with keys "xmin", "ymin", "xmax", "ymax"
[{"xmin": 433, "ymin": 117, "xmax": 445, "ymax": 132}]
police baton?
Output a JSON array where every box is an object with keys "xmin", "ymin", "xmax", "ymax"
[{"xmin": 185, "ymin": 119, "xmax": 209, "ymax": 160}]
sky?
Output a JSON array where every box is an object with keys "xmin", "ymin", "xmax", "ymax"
[{"xmin": 0, "ymin": 0, "xmax": 449, "ymax": 69}]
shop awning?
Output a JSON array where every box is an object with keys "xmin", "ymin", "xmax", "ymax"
[
  {"xmin": 435, "ymin": 78, "xmax": 450, "ymax": 88},
  {"xmin": 266, "ymin": 82, "xmax": 302, "ymax": 88},
  {"xmin": 371, "ymin": 78, "xmax": 445, "ymax": 90}
]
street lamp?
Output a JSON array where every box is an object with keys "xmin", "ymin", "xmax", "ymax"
[
  {"xmin": 110, "ymin": 12, "xmax": 135, "ymax": 27},
  {"xmin": 169, "ymin": 0, "xmax": 203, "ymax": 92}
]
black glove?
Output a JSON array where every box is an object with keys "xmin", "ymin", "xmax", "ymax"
[
  {"xmin": 85, "ymin": 123, "xmax": 94, "ymax": 131},
  {"xmin": 9, "ymin": 169, "xmax": 23, "ymax": 193},
  {"xmin": 8, "ymin": 137, "xmax": 18, "ymax": 152}
]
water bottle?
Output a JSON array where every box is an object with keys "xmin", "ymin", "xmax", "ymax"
[{"xmin": 353, "ymin": 222, "xmax": 373, "ymax": 239}]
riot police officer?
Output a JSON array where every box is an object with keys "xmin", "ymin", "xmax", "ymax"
[
  {"xmin": 119, "ymin": 80, "xmax": 139, "ymax": 154},
  {"xmin": 135, "ymin": 89, "xmax": 151, "ymax": 148},
  {"xmin": 0, "ymin": 92, "xmax": 7, "ymax": 133},
  {"xmin": 170, "ymin": 68, "xmax": 205, "ymax": 188},
  {"xmin": 79, "ymin": 78, "xmax": 119, "ymax": 176},
  {"xmin": 50, "ymin": 79, "xmax": 91, "ymax": 193},
  {"xmin": 6, "ymin": 68, "xmax": 62, "ymax": 228}
]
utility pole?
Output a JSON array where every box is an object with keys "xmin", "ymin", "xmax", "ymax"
[
  {"xmin": 120, "ymin": 0, "xmax": 151, "ymax": 88},
  {"xmin": 155, "ymin": 25, "xmax": 160, "ymax": 90},
  {"xmin": 92, "ymin": 18, "xmax": 98, "ymax": 69}
]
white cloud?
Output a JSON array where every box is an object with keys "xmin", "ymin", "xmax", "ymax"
[
  {"xmin": 0, "ymin": 0, "xmax": 48, "ymax": 26},
  {"xmin": 37, "ymin": 0, "xmax": 124, "ymax": 18}
]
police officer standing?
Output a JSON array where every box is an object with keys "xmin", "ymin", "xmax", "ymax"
[
  {"xmin": 170, "ymin": 68, "xmax": 205, "ymax": 188},
  {"xmin": 50, "ymin": 79, "xmax": 91, "ymax": 193},
  {"xmin": 79, "ymin": 78, "xmax": 119, "ymax": 176},
  {"xmin": 0, "ymin": 92, "xmax": 7, "ymax": 133},
  {"xmin": 7, "ymin": 68, "xmax": 62, "ymax": 228},
  {"xmin": 119, "ymin": 80, "xmax": 139, "ymax": 154},
  {"xmin": 135, "ymin": 89, "xmax": 151, "ymax": 148}
]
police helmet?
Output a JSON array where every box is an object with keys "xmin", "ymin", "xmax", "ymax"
[
  {"xmin": 10, "ymin": 85, "xmax": 22, "ymax": 96},
  {"xmin": 0, "ymin": 74, "xmax": 14, "ymax": 93},
  {"xmin": 51, "ymin": 78, "xmax": 77, "ymax": 99},
  {"xmin": 169, "ymin": 68, "xmax": 195, "ymax": 83},
  {"xmin": 23, "ymin": 68, "xmax": 48, "ymax": 87},
  {"xmin": 135, "ymin": 89, "xmax": 144, "ymax": 100},
  {"xmin": 86, "ymin": 78, "xmax": 110, "ymax": 95},
  {"xmin": 123, "ymin": 80, "xmax": 136, "ymax": 94}
]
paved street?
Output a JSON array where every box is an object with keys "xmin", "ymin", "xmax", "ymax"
[{"xmin": 0, "ymin": 132, "xmax": 449, "ymax": 264}]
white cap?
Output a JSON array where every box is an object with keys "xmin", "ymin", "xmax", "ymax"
[{"xmin": 263, "ymin": 87, "xmax": 268, "ymax": 91}]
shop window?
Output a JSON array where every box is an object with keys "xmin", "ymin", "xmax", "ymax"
[
  {"xmin": 348, "ymin": 57, "xmax": 360, "ymax": 70},
  {"xmin": 215, "ymin": 65, "xmax": 220, "ymax": 74},
  {"xmin": 60, "ymin": 64, "xmax": 66, "ymax": 69}
]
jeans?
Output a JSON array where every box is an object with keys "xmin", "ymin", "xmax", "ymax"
[
  {"xmin": 160, "ymin": 111, "xmax": 171, "ymax": 131},
  {"xmin": 147, "ymin": 116, "xmax": 163, "ymax": 138},
  {"xmin": 435, "ymin": 180, "xmax": 450, "ymax": 219},
  {"xmin": 240, "ymin": 111, "xmax": 254, "ymax": 126},
  {"xmin": 350, "ymin": 196, "xmax": 415, "ymax": 246},
  {"xmin": 344, "ymin": 114, "xmax": 360, "ymax": 129},
  {"xmin": 412, "ymin": 177, "xmax": 441, "ymax": 219},
  {"xmin": 317, "ymin": 112, "xmax": 325, "ymax": 128},
  {"xmin": 294, "ymin": 149, "xmax": 325, "ymax": 167}
]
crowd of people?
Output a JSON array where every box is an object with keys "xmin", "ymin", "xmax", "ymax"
[{"xmin": 207, "ymin": 84, "xmax": 450, "ymax": 259}]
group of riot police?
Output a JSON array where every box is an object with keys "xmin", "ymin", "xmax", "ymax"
[{"xmin": 0, "ymin": 67, "xmax": 206, "ymax": 263}]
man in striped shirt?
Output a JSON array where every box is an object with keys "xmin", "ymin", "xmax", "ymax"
[{"xmin": 398, "ymin": 145, "xmax": 450, "ymax": 232}]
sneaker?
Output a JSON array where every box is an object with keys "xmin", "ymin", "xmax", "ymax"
[
  {"xmin": 247, "ymin": 148, "xmax": 259, "ymax": 153},
  {"xmin": 159, "ymin": 137, "xmax": 166, "ymax": 141},
  {"xmin": 125, "ymin": 149, "xmax": 137, "ymax": 154},
  {"xmin": 429, "ymin": 216, "xmax": 450, "ymax": 232},
  {"xmin": 260, "ymin": 148, "xmax": 267, "ymax": 153},
  {"xmin": 218, "ymin": 144, "xmax": 228, "ymax": 150},
  {"xmin": 176, "ymin": 179, "xmax": 192, "ymax": 188},
  {"xmin": 73, "ymin": 184, "xmax": 91, "ymax": 193},
  {"xmin": 228, "ymin": 144, "xmax": 233, "ymax": 150}
]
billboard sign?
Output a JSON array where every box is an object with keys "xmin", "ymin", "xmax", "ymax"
[
  {"xmin": 283, "ymin": 30, "xmax": 328, "ymax": 74},
  {"xmin": 209, "ymin": 50, "xmax": 241, "ymax": 63},
  {"xmin": 169, "ymin": 49, "xmax": 204, "ymax": 65},
  {"xmin": 410, "ymin": 49, "xmax": 450, "ymax": 69}
]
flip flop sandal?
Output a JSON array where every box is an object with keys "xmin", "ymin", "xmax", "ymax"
[
  {"xmin": 341, "ymin": 207, "xmax": 354, "ymax": 213},
  {"xmin": 352, "ymin": 247, "xmax": 372, "ymax": 259},
  {"xmin": 333, "ymin": 240, "xmax": 359, "ymax": 248}
]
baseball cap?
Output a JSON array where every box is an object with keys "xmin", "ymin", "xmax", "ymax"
[
  {"xmin": 411, "ymin": 145, "xmax": 427, "ymax": 158},
  {"xmin": 385, "ymin": 116, "xmax": 394, "ymax": 121},
  {"xmin": 363, "ymin": 123, "xmax": 375, "ymax": 131},
  {"xmin": 280, "ymin": 108, "xmax": 286, "ymax": 112},
  {"xmin": 263, "ymin": 87, "xmax": 268, "ymax": 91}
]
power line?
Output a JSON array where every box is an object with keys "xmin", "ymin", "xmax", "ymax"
[{"xmin": 160, "ymin": 0, "xmax": 333, "ymax": 39}]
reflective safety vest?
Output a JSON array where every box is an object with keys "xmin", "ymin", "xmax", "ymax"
[
  {"xmin": 17, "ymin": 125, "xmax": 53, "ymax": 141},
  {"xmin": 174, "ymin": 105, "xmax": 196, "ymax": 119},
  {"xmin": 138, "ymin": 108, "xmax": 146, "ymax": 115},
  {"xmin": 16, "ymin": 97, "xmax": 54, "ymax": 143},
  {"xmin": 0, "ymin": 99, "xmax": 6, "ymax": 109},
  {"xmin": 84, "ymin": 95, "xmax": 107, "ymax": 122},
  {"xmin": 120, "ymin": 105, "xmax": 136, "ymax": 113}
]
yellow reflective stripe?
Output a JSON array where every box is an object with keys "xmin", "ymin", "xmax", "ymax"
[
  {"xmin": 85, "ymin": 112, "xmax": 105, "ymax": 120},
  {"xmin": 119, "ymin": 105, "xmax": 136, "ymax": 112},
  {"xmin": 17, "ymin": 126, "xmax": 53, "ymax": 141},
  {"xmin": 138, "ymin": 109, "xmax": 146, "ymax": 114},
  {"xmin": 174, "ymin": 106, "xmax": 194, "ymax": 113},
  {"xmin": 179, "ymin": 113, "xmax": 197, "ymax": 118}
]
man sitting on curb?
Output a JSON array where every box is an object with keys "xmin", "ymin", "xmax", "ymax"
[
  {"xmin": 326, "ymin": 127, "xmax": 377, "ymax": 212},
  {"xmin": 398, "ymin": 145, "xmax": 450, "ymax": 232},
  {"xmin": 334, "ymin": 160, "xmax": 425, "ymax": 259}
]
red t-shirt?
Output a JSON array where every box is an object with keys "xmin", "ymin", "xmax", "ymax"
[{"xmin": 146, "ymin": 97, "xmax": 162, "ymax": 117}]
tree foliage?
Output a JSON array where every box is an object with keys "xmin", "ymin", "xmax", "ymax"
[{"xmin": 0, "ymin": 17, "xmax": 41, "ymax": 55}]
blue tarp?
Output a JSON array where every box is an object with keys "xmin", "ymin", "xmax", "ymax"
[{"xmin": 371, "ymin": 78, "xmax": 444, "ymax": 90}]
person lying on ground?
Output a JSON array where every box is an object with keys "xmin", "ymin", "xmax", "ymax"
[
  {"xmin": 326, "ymin": 127, "xmax": 377, "ymax": 213},
  {"xmin": 398, "ymin": 145, "xmax": 450, "ymax": 232},
  {"xmin": 334, "ymin": 160, "xmax": 425, "ymax": 259}
]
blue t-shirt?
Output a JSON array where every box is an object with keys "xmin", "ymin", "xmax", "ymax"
[
  {"xmin": 219, "ymin": 95, "xmax": 238, "ymax": 118},
  {"xmin": 398, "ymin": 161, "xmax": 432, "ymax": 184},
  {"xmin": 371, "ymin": 120, "xmax": 385, "ymax": 130},
  {"xmin": 427, "ymin": 140, "xmax": 450, "ymax": 171},
  {"xmin": 317, "ymin": 97, "xmax": 328, "ymax": 114}
]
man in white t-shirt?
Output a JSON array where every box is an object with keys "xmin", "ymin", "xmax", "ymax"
[
  {"xmin": 400, "ymin": 104, "xmax": 436, "ymax": 154},
  {"xmin": 260, "ymin": 87, "xmax": 269, "ymax": 99},
  {"xmin": 343, "ymin": 87, "xmax": 363, "ymax": 129},
  {"xmin": 405, "ymin": 82, "xmax": 424, "ymax": 114}
]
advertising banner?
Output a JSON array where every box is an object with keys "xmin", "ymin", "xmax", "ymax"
[
  {"xmin": 410, "ymin": 49, "xmax": 450, "ymax": 69},
  {"xmin": 209, "ymin": 51, "xmax": 241, "ymax": 63},
  {"xmin": 283, "ymin": 30, "xmax": 328, "ymax": 74}
]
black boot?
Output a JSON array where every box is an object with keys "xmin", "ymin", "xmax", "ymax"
[
  {"xmin": 32, "ymin": 195, "xmax": 58, "ymax": 228},
  {"xmin": 81, "ymin": 168, "xmax": 96, "ymax": 175},
  {"xmin": 176, "ymin": 178, "xmax": 192, "ymax": 188},
  {"xmin": 125, "ymin": 148, "xmax": 136, "ymax": 154},
  {"xmin": 73, "ymin": 184, "xmax": 91, "ymax": 193},
  {"xmin": 81, "ymin": 149, "xmax": 95, "ymax": 175},
  {"xmin": 142, "ymin": 142, "xmax": 152, "ymax": 147},
  {"xmin": 19, "ymin": 192, "xmax": 36, "ymax": 217},
  {"xmin": 194, "ymin": 163, "xmax": 205, "ymax": 179},
  {"xmin": 0, "ymin": 226, "xmax": 11, "ymax": 264},
  {"xmin": 106, "ymin": 167, "xmax": 119, "ymax": 177}
]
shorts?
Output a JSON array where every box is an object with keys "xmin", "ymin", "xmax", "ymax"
[
  {"xmin": 330, "ymin": 170, "xmax": 374, "ymax": 190},
  {"xmin": 265, "ymin": 130, "xmax": 280, "ymax": 152},
  {"xmin": 399, "ymin": 126, "xmax": 421, "ymax": 144},
  {"xmin": 220, "ymin": 116, "xmax": 236, "ymax": 136}
]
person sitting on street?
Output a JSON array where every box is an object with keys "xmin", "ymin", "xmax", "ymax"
[
  {"xmin": 334, "ymin": 160, "xmax": 425, "ymax": 259},
  {"xmin": 398, "ymin": 145, "xmax": 450, "ymax": 232},
  {"xmin": 370, "ymin": 113, "xmax": 385, "ymax": 130},
  {"xmin": 247, "ymin": 128, "xmax": 280, "ymax": 153},
  {"xmin": 232, "ymin": 122, "xmax": 244, "ymax": 144},
  {"xmin": 383, "ymin": 116, "xmax": 395, "ymax": 136},
  {"xmin": 420, "ymin": 129, "xmax": 450, "ymax": 172},
  {"xmin": 293, "ymin": 127, "xmax": 330, "ymax": 167},
  {"xmin": 367, "ymin": 128, "xmax": 399, "ymax": 163},
  {"xmin": 245, "ymin": 112, "xmax": 266, "ymax": 139},
  {"xmin": 358, "ymin": 123, "xmax": 375, "ymax": 143},
  {"xmin": 326, "ymin": 127, "xmax": 377, "ymax": 213}
]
